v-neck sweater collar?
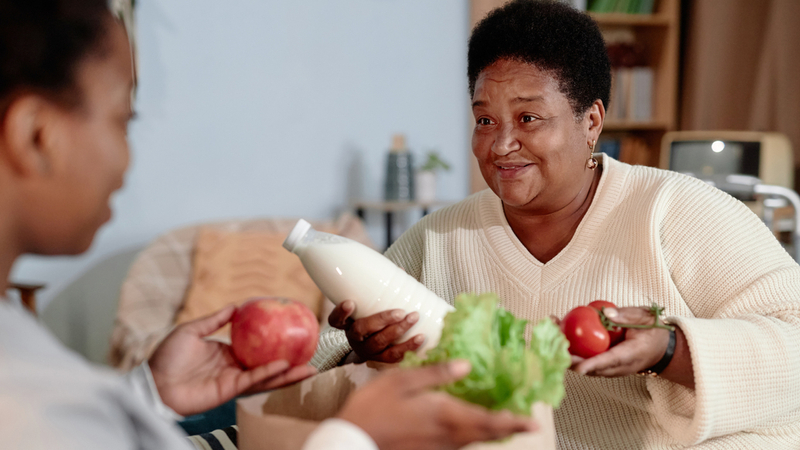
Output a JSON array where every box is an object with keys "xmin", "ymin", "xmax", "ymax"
[{"xmin": 477, "ymin": 154, "xmax": 630, "ymax": 290}]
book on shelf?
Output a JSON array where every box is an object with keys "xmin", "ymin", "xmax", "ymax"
[
  {"xmin": 589, "ymin": 0, "xmax": 654, "ymax": 14},
  {"xmin": 630, "ymin": 66, "xmax": 652, "ymax": 121},
  {"xmin": 605, "ymin": 41, "xmax": 653, "ymax": 123},
  {"xmin": 639, "ymin": 0, "xmax": 655, "ymax": 14},
  {"xmin": 598, "ymin": 136, "xmax": 650, "ymax": 166},
  {"xmin": 608, "ymin": 66, "xmax": 653, "ymax": 122},
  {"xmin": 609, "ymin": 67, "xmax": 629, "ymax": 120},
  {"xmin": 597, "ymin": 139, "xmax": 621, "ymax": 160},
  {"xmin": 558, "ymin": 0, "xmax": 588, "ymax": 10}
]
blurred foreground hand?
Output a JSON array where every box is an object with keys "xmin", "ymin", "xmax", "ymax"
[
  {"xmin": 149, "ymin": 305, "xmax": 317, "ymax": 416},
  {"xmin": 338, "ymin": 361, "xmax": 537, "ymax": 450}
]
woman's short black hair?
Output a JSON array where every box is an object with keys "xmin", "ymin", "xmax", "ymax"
[
  {"xmin": 0, "ymin": 0, "xmax": 110, "ymax": 112},
  {"xmin": 468, "ymin": 0, "xmax": 611, "ymax": 117}
]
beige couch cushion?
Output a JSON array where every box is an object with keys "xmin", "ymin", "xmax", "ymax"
[
  {"xmin": 108, "ymin": 214, "xmax": 373, "ymax": 371},
  {"xmin": 174, "ymin": 228, "xmax": 327, "ymax": 337}
]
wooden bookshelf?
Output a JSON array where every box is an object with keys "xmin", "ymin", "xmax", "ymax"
[
  {"xmin": 589, "ymin": 12, "xmax": 671, "ymax": 26},
  {"xmin": 602, "ymin": 120, "xmax": 671, "ymax": 131},
  {"xmin": 594, "ymin": 0, "xmax": 680, "ymax": 167},
  {"xmin": 468, "ymin": 0, "xmax": 680, "ymax": 192}
]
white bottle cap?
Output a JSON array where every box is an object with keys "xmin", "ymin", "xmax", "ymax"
[{"xmin": 283, "ymin": 219, "xmax": 312, "ymax": 252}]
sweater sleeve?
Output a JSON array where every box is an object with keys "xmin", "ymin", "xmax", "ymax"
[
  {"xmin": 309, "ymin": 327, "xmax": 352, "ymax": 372},
  {"xmin": 653, "ymin": 175, "xmax": 800, "ymax": 444},
  {"xmin": 125, "ymin": 362, "xmax": 184, "ymax": 422}
]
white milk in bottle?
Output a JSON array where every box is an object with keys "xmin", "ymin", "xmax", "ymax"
[{"xmin": 282, "ymin": 219, "xmax": 454, "ymax": 355}]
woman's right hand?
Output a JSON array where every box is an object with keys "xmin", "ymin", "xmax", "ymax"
[
  {"xmin": 337, "ymin": 361, "xmax": 536, "ymax": 450},
  {"xmin": 328, "ymin": 300, "xmax": 424, "ymax": 363}
]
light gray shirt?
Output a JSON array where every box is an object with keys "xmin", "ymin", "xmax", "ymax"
[
  {"xmin": 0, "ymin": 300, "xmax": 376, "ymax": 450},
  {"xmin": 0, "ymin": 298, "xmax": 192, "ymax": 449}
]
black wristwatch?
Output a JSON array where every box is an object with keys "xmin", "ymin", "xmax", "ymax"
[{"xmin": 638, "ymin": 328, "xmax": 676, "ymax": 377}]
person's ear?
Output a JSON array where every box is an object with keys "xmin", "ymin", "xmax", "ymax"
[
  {"xmin": 585, "ymin": 99, "xmax": 605, "ymax": 142},
  {"xmin": 0, "ymin": 94, "xmax": 61, "ymax": 178}
]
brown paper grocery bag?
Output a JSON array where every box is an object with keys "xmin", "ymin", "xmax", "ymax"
[
  {"xmin": 238, "ymin": 362, "xmax": 380, "ymax": 450},
  {"xmin": 463, "ymin": 401, "xmax": 555, "ymax": 449},
  {"xmin": 237, "ymin": 363, "xmax": 556, "ymax": 450}
]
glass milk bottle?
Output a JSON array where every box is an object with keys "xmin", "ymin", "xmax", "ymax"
[{"xmin": 282, "ymin": 219, "xmax": 454, "ymax": 355}]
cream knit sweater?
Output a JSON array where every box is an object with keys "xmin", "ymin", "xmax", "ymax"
[{"xmin": 317, "ymin": 155, "xmax": 800, "ymax": 448}]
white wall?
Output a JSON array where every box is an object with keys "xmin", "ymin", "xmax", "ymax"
[{"xmin": 11, "ymin": 0, "xmax": 471, "ymax": 311}]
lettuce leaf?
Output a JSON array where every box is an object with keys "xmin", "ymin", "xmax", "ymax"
[{"xmin": 401, "ymin": 292, "xmax": 570, "ymax": 416}]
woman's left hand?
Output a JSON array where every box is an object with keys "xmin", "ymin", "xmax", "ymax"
[
  {"xmin": 148, "ymin": 305, "xmax": 318, "ymax": 416},
  {"xmin": 569, "ymin": 306, "xmax": 671, "ymax": 377}
]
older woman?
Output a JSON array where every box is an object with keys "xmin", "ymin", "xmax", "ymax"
[{"xmin": 324, "ymin": 0, "xmax": 800, "ymax": 448}]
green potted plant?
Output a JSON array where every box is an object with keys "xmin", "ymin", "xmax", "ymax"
[{"xmin": 416, "ymin": 150, "xmax": 451, "ymax": 203}]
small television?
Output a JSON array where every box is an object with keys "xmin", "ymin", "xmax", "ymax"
[{"xmin": 660, "ymin": 131, "xmax": 794, "ymax": 192}]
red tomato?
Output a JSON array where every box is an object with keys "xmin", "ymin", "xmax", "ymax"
[
  {"xmin": 560, "ymin": 306, "xmax": 610, "ymax": 358},
  {"xmin": 587, "ymin": 300, "xmax": 625, "ymax": 346},
  {"xmin": 587, "ymin": 300, "xmax": 616, "ymax": 310}
]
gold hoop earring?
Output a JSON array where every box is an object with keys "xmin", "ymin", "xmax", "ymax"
[{"xmin": 587, "ymin": 139, "xmax": 598, "ymax": 170}]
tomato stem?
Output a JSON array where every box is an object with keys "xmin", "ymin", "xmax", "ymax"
[{"xmin": 599, "ymin": 303, "xmax": 675, "ymax": 331}]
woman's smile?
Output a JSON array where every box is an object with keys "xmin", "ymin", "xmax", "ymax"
[{"xmin": 496, "ymin": 161, "xmax": 535, "ymax": 179}]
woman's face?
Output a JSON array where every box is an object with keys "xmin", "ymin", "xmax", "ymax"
[
  {"xmin": 471, "ymin": 59, "xmax": 599, "ymax": 214},
  {"xmin": 27, "ymin": 18, "xmax": 133, "ymax": 254}
]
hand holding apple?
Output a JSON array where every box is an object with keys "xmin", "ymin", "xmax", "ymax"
[
  {"xmin": 231, "ymin": 296, "xmax": 320, "ymax": 368},
  {"xmin": 148, "ymin": 304, "xmax": 317, "ymax": 416}
]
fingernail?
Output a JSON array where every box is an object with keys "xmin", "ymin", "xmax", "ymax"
[
  {"xmin": 448, "ymin": 359, "xmax": 471, "ymax": 376},
  {"xmin": 343, "ymin": 301, "xmax": 354, "ymax": 311},
  {"xmin": 413, "ymin": 334, "xmax": 425, "ymax": 345},
  {"xmin": 391, "ymin": 309, "xmax": 405, "ymax": 321},
  {"xmin": 604, "ymin": 307, "xmax": 618, "ymax": 318},
  {"xmin": 407, "ymin": 312, "xmax": 420, "ymax": 324}
]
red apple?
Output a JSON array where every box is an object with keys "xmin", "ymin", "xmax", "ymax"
[{"xmin": 230, "ymin": 296, "xmax": 319, "ymax": 369}]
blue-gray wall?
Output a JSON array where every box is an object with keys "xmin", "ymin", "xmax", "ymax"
[{"xmin": 13, "ymin": 0, "xmax": 471, "ymax": 311}]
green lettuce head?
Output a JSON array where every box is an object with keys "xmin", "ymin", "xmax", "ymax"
[{"xmin": 401, "ymin": 292, "xmax": 570, "ymax": 416}]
